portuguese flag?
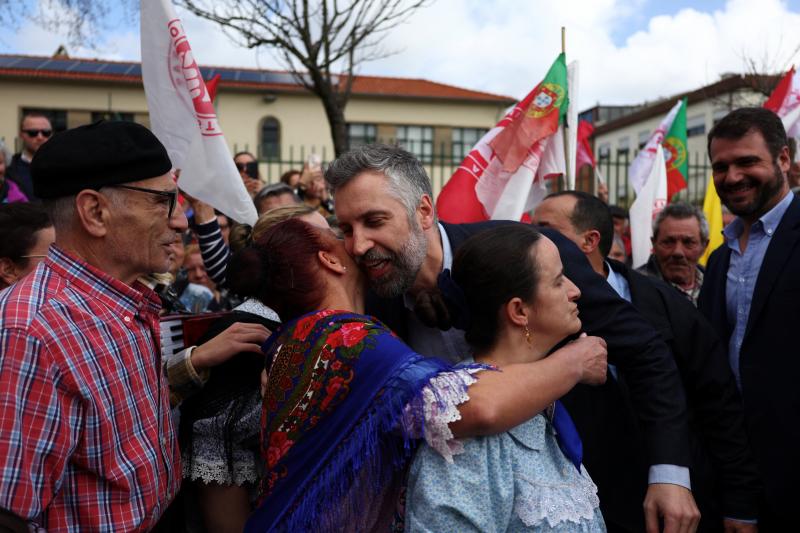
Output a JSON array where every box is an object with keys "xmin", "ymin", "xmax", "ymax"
[
  {"xmin": 489, "ymin": 53, "xmax": 568, "ymax": 172},
  {"xmin": 436, "ymin": 53, "xmax": 569, "ymax": 223},
  {"xmin": 662, "ymin": 97, "xmax": 688, "ymax": 200}
]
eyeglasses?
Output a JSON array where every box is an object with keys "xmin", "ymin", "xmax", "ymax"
[
  {"xmin": 110, "ymin": 185, "xmax": 178, "ymax": 219},
  {"xmin": 20, "ymin": 254, "xmax": 47, "ymax": 259},
  {"xmin": 22, "ymin": 129, "xmax": 52, "ymax": 138}
]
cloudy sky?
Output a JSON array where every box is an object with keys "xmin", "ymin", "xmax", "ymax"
[{"xmin": 2, "ymin": 0, "xmax": 800, "ymax": 111}]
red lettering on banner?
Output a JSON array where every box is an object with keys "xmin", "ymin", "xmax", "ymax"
[{"xmin": 167, "ymin": 18, "xmax": 219, "ymax": 136}]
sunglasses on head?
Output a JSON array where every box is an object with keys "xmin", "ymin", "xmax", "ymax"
[{"xmin": 22, "ymin": 129, "xmax": 52, "ymax": 138}]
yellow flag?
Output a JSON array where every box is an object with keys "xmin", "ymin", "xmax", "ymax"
[{"xmin": 700, "ymin": 175, "xmax": 724, "ymax": 266}]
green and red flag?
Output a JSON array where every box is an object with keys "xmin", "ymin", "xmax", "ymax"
[
  {"xmin": 436, "ymin": 53, "xmax": 569, "ymax": 222},
  {"xmin": 662, "ymin": 97, "xmax": 688, "ymax": 200},
  {"xmin": 488, "ymin": 53, "xmax": 568, "ymax": 172},
  {"xmin": 629, "ymin": 98, "xmax": 687, "ymax": 202}
]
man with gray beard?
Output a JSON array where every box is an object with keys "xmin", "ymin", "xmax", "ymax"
[{"xmin": 326, "ymin": 144, "xmax": 701, "ymax": 532}]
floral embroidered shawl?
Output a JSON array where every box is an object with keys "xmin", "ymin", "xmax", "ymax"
[{"xmin": 245, "ymin": 310, "xmax": 474, "ymax": 532}]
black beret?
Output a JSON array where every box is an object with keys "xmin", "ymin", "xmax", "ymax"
[{"xmin": 32, "ymin": 120, "xmax": 172, "ymax": 199}]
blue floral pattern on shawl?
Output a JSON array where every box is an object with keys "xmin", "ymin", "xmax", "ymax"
[{"xmin": 245, "ymin": 310, "xmax": 481, "ymax": 533}]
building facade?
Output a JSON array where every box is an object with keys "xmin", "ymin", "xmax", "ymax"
[
  {"xmin": 0, "ymin": 54, "xmax": 514, "ymax": 193},
  {"xmin": 580, "ymin": 74, "xmax": 778, "ymax": 204}
]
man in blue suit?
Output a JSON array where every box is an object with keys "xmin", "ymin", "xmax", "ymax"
[
  {"xmin": 326, "ymin": 144, "xmax": 701, "ymax": 533},
  {"xmin": 699, "ymin": 107, "xmax": 799, "ymax": 530}
]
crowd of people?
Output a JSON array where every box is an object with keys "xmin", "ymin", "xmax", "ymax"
[{"xmin": 0, "ymin": 105, "xmax": 797, "ymax": 533}]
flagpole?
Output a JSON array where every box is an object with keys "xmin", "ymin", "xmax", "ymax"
[{"xmin": 561, "ymin": 26, "xmax": 571, "ymax": 191}]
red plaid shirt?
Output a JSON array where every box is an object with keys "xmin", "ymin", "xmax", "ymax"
[{"xmin": 0, "ymin": 246, "xmax": 180, "ymax": 531}]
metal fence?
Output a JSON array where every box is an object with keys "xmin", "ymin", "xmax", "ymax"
[
  {"xmin": 246, "ymin": 142, "xmax": 468, "ymax": 197},
  {"xmin": 247, "ymin": 143, "xmax": 713, "ymax": 207},
  {"xmin": 596, "ymin": 151, "xmax": 712, "ymax": 207}
]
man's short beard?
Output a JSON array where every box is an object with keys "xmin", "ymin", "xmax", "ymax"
[
  {"xmin": 721, "ymin": 164, "xmax": 785, "ymax": 218},
  {"xmin": 363, "ymin": 220, "xmax": 428, "ymax": 298}
]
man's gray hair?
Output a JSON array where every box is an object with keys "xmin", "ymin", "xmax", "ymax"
[
  {"xmin": 652, "ymin": 202, "xmax": 710, "ymax": 243},
  {"xmin": 43, "ymin": 187, "xmax": 128, "ymax": 232},
  {"xmin": 325, "ymin": 144, "xmax": 435, "ymax": 221}
]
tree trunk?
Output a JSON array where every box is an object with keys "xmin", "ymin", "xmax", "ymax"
[{"xmin": 321, "ymin": 95, "xmax": 349, "ymax": 157}]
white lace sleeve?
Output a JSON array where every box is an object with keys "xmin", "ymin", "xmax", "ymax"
[{"xmin": 402, "ymin": 367, "xmax": 486, "ymax": 463}]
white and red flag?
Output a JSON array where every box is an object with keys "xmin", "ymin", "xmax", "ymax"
[
  {"xmin": 629, "ymin": 145, "xmax": 668, "ymax": 268},
  {"xmin": 763, "ymin": 66, "xmax": 800, "ymax": 140},
  {"xmin": 628, "ymin": 99, "xmax": 683, "ymax": 195},
  {"xmin": 436, "ymin": 53, "xmax": 569, "ymax": 223},
  {"xmin": 140, "ymin": 0, "xmax": 257, "ymax": 225}
]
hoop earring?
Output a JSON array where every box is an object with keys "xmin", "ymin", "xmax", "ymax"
[{"xmin": 524, "ymin": 325, "xmax": 532, "ymax": 346}]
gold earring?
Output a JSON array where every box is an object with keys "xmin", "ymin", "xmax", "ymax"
[{"xmin": 524, "ymin": 325, "xmax": 532, "ymax": 346}]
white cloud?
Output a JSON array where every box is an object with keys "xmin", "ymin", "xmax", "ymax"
[{"xmin": 3, "ymin": 0, "xmax": 800, "ymax": 112}]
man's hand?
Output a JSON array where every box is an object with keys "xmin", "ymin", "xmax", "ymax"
[
  {"xmin": 191, "ymin": 323, "xmax": 271, "ymax": 370},
  {"xmin": 644, "ymin": 483, "xmax": 701, "ymax": 533},
  {"xmin": 180, "ymin": 189, "xmax": 216, "ymax": 224},
  {"xmin": 556, "ymin": 333, "xmax": 607, "ymax": 385},
  {"xmin": 723, "ymin": 519, "xmax": 757, "ymax": 533}
]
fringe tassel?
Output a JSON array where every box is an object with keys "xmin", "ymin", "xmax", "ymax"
[{"xmin": 272, "ymin": 357, "xmax": 489, "ymax": 532}]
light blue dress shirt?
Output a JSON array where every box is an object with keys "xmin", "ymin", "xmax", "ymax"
[
  {"xmin": 723, "ymin": 191, "xmax": 794, "ymax": 390},
  {"xmin": 406, "ymin": 409, "xmax": 606, "ymax": 532}
]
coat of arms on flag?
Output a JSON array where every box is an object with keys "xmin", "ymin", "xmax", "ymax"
[{"xmin": 529, "ymin": 83, "xmax": 566, "ymax": 118}]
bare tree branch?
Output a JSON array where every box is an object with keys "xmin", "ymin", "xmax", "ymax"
[
  {"xmin": 1, "ymin": 0, "xmax": 430, "ymax": 155},
  {"xmin": 174, "ymin": 0, "xmax": 430, "ymax": 155}
]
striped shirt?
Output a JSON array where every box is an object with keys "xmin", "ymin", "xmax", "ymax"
[
  {"xmin": 0, "ymin": 246, "xmax": 180, "ymax": 531},
  {"xmin": 195, "ymin": 218, "xmax": 230, "ymax": 287}
]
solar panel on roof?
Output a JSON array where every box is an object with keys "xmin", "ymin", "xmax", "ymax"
[
  {"xmin": 7, "ymin": 57, "xmax": 44, "ymax": 69},
  {"xmin": 270, "ymin": 72, "xmax": 299, "ymax": 84},
  {"xmin": 0, "ymin": 54, "xmax": 308, "ymax": 86},
  {"xmin": 235, "ymin": 70, "xmax": 262, "ymax": 83},
  {"xmin": 70, "ymin": 62, "xmax": 107, "ymax": 74},
  {"xmin": 41, "ymin": 59, "xmax": 80, "ymax": 71},
  {"xmin": 99, "ymin": 62, "xmax": 133, "ymax": 75},
  {"xmin": 0, "ymin": 56, "xmax": 24, "ymax": 68}
]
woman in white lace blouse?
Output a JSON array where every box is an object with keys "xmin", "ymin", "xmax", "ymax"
[{"xmin": 405, "ymin": 225, "xmax": 607, "ymax": 532}]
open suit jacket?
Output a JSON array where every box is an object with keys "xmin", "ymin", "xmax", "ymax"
[
  {"xmin": 698, "ymin": 193, "xmax": 800, "ymax": 523},
  {"xmin": 366, "ymin": 221, "xmax": 692, "ymax": 471},
  {"xmin": 564, "ymin": 260, "xmax": 760, "ymax": 532}
]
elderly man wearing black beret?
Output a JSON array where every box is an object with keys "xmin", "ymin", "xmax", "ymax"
[{"xmin": 0, "ymin": 121, "xmax": 188, "ymax": 531}]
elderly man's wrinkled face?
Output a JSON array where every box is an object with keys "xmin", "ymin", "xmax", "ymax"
[
  {"xmin": 333, "ymin": 171, "xmax": 428, "ymax": 298},
  {"xmin": 106, "ymin": 173, "xmax": 188, "ymax": 278},
  {"xmin": 652, "ymin": 216, "xmax": 705, "ymax": 288}
]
